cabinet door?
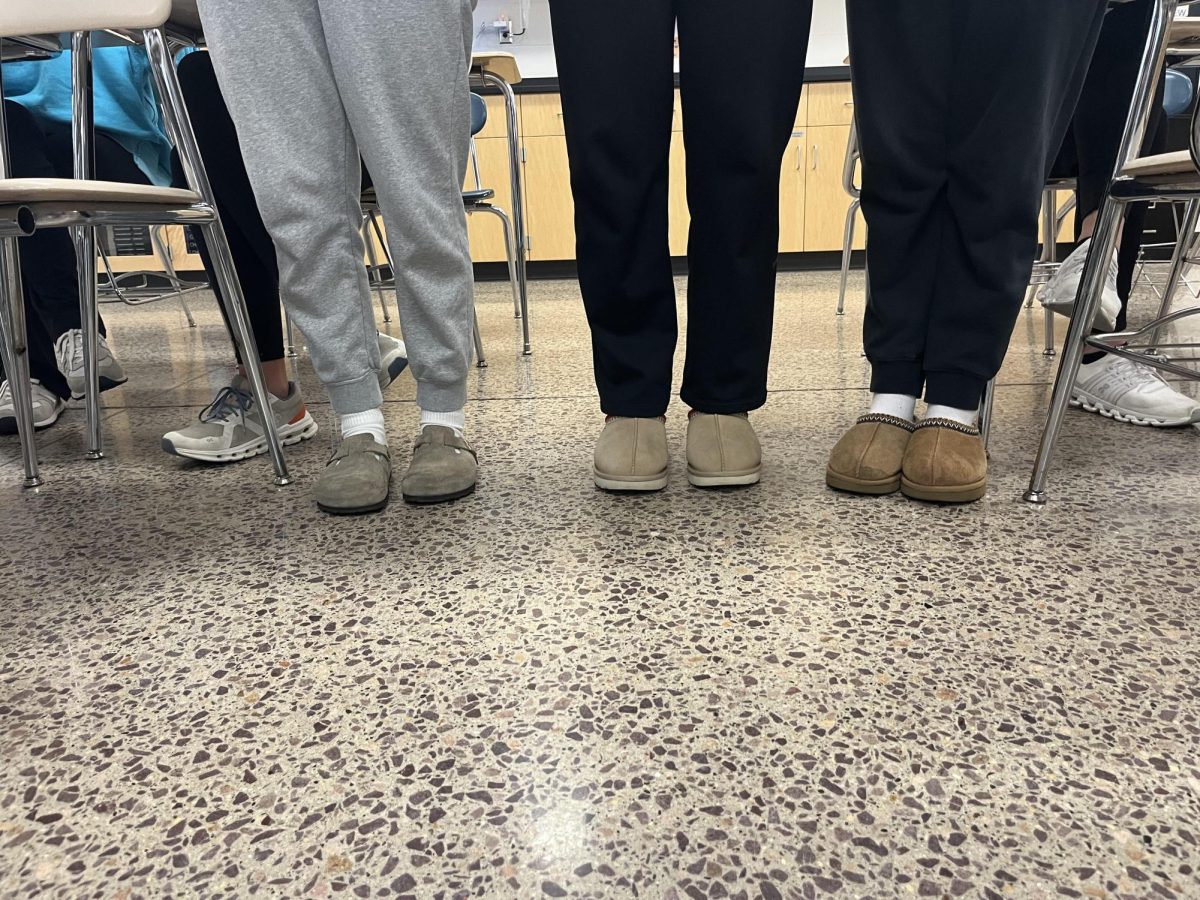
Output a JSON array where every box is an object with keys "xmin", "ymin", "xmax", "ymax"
[
  {"xmin": 523, "ymin": 135, "xmax": 577, "ymax": 261},
  {"xmin": 464, "ymin": 137, "xmax": 517, "ymax": 263},
  {"xmin": 521, "ymin": 94, "xmax": 565, "ymax": 137},
  {"xmin": 804, "ymin": 124, "xmax": 864, "ymax": 252},
  {"xmin": 669, "ymin": 132, "xmax": 690, "ymax": 257},
  {"xmin": 806, "ymin": 82, "xmax": 855, "ymax": 127},
  {"xmin": 779, "ymin": 132, "xmax": 806, "ymax": 253}
]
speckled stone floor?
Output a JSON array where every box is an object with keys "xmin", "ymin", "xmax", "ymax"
[{"xmin": 2, "ymin": 270, "xmax": 1199, "ymax": 899}]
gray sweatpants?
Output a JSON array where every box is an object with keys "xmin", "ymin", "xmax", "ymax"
[{"xmin": 196, "ymin": 0, "xmax": 475, "ymax": 415}]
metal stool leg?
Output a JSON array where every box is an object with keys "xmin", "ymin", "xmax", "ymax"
[
  {"xmin": 0, "ymin": 236, "xmax": 44, "ymax": 488},
  {"xmin": 363, "ymin": 218, "xmax": 392, "ymax": 324},
  {"xmin": 1025, "ymin": 197, "xmax": 1127, "ymax": 504},
  {"xmin": 475, "ymin": 204, "xmax": 530, "ymax": 354},
  {"xmin": 979, "ymin": 377, "xmax": 997, "ymax": 452},
  {"xmin": 836, "ymin": 199, "xmax": 860, "ymax": 317},
  {"xmin": 1041, "ymin": 192, "xmax": 1058, "ymax": 357},
  {"xmin": 72, "ymin": 224, "xmax": 104, "ymax": 460},
  {"xmin": 284, "ymin": 306, "xmax": 297, "ymax": 358},
  {"xmin": 150, "ymin": 225, "xmax": 196, "ymax": 327},
  {"xmin": 472, "ymin": 305, "xmax": 487, "ymax": 368},
  {"xmin": 1149, "ymin": 198, "xmax": 1200, "ymax": 351}
]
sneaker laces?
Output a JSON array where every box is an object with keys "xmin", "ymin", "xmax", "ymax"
[
  {"xmin": 0, "ymin": 380, "xmax": 10, "ymax": 407},
  {"xmin": 1095, "ymin": 356, "xmax": 1168, "ymax": 393},
  {"xmin": 62, "ymin": 331, "xmax": 114, "ymax": 372},
  {"xmin": 198, "ymin": 385, "xmax": 255, "ymax": 424}
]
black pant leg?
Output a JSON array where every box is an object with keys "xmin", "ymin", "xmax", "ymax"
[
  {"xmin": 846, "ymin": 0, "xmax": 954, "ymax": 400},
  {"xmin": 675, "ymin": 0, "xmax": 811, "ymax": 414},
  {"xmin": 173, "ymin": 50, "xmax": 286, "ymax": 363},
  {"xmin": 549, "ymin": 0, "xmax": 678, "ymax": 417},
  {"xmin": 919, "ymin": 0, "xmax": 1108, "ymax": 408}
]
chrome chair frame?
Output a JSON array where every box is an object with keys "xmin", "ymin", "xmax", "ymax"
[
  {"xmin": 836, "ymin": 119, "xmax": 861, "ymax": 317},
  {"xmin": 0, "ymin": 26, "xmax": 290, "ymax": 487},
  {"xmin": 1026, "ymin": 0, "xmax": 1200, "ymax": 503},
  {"xmin": 98, "ymin": 225, "xmax": 201, "ymax": 326}
]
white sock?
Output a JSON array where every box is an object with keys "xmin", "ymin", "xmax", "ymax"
[
  {"xmin": 924, "ymin": 404, "xmax": 979, "ymax": 427},
  {"xmin": 341, "ymin": 407, "xmax": 387, "ymax": 445},
  {"xmin": 868, "ymin": 393, "xmax": 917, "ymax": 420},
  {"xmin": 419, "ymin": 408, "xmax": 465, "ymax": 438}
]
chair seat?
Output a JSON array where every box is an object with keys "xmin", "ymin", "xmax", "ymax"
[
  {"xmin": 1120, "ymin": 150, "xmax": 1196, "ymax": 179},
  {"xmin": 0, "ymin": 178, "xmax": 201, "ymax": 207},
  {"xmin": 463, "ymin": 188, "xmax": 495, "ymax": 205}
]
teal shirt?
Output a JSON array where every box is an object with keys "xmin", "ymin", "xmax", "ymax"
[{"xmin": 3, "ymin": 43, "xmax": 173, "ymax": 186}]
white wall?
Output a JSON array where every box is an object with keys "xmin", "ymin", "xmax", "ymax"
[{"xmin": 472, "ymin": 0, "xmax": 849, "ymax": 80}]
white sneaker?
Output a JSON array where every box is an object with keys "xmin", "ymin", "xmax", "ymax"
[
  {"xmin": 1040, "ymin": 238, "xmax": 1123, "ymax": 332},
  {"xmin": 54, "ymin": 328, "xmax": 128, "ymax": 399},
  {"xmin": 162, "ymin": 375, "xmax": 318, "ymax": 462},
  {"xmin": 0, "ymin": 378, "xmax": 66, "ymax": 434},
  {"xmin": 377, "ymin": 332, "xmax": 409, "ymax": 393},
  {"xmin": 1071, "ymin": 353, "xmax": 1200, "ymax": 427}
]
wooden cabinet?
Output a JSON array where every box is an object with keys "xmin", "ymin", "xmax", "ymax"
[
  {"xmin": 668, "ymin": 132, "xmax": 690, "ymax": 257},
  {"xmin": 803, "ymin": 124, "xmax": 864, "ymax": 252},
  {"xmin": 807, "ymin": 82, "xmax": 855, "ymax": 127},
  {"xmin": 795, "ymin": 87, "xmax": 810, "ymax": 129},
  {"xmin": 523, "ymin": 135, "xmax": 577, "ymax": 261},
  {"xmin": 464, "ymin": 137, "xmax": 517, "ymax": 263},
  {"xmin": 779, "ymin": 132, "xmax": 807, "ymax": 253},
  {"xmin": 476, "ymin": 94, "xmax": 515, "ymax": 141},
  {"xmin": 521, "ymin": 93, "xmax": 565, "ymax": 137}
]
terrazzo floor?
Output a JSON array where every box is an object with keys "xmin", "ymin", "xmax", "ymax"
[{"xmin": 2, "ymin": 270, "xmax": 1199, "ymax": 899}]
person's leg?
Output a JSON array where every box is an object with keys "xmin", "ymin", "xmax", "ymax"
[
  {"xmin": 676, "ymin": 0, "xmax": 810, "ymax": 415},
  {"xmin": 672, "ymin": 0, "xmax": 811, "ymax": 488},
  {"xmin": 548, "ymin": 0, "xmax": 677, "ymax": 419},
  {"xmin": 173, "ymin": 51, "xmax": 287, "ymax": 397},
  {"xmin": 845, "ymin": 0, "xmax": 953, "ymax": 408},
  {"xmin": 920, "ymin": 0, "xmax": 1107, "ymax": 412}
]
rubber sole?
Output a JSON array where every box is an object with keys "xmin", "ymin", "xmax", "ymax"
[
  {"xmin": 402, "ymin": 482, "xmax": 477, "ymax": 505},
  {"xmin": 68, "ymin": 374, "xmax": 128, "ymax": 400},
  {"xmin": 825, "ymin": 467, "xmax": 900, "ymax": 496},
  {"xmin": 1070, "ymin": 393, "xmax": 1197, "ymax": 428},
  {"xmin": 900, "ymin": 475, "xmax": 987, "ymax": 504},
  {"xmin": 318, "ymin": 495, "xmax": 390, "ymax": 515},
  {"xmin": 162, "ymin": 416, "xmax": 318, "ymax": 463},
  {"xmin": 593, "ymin": 469, "xmax": 669, "ymax": 492},
  {"xmin": 687, "ymin": 466, "xmax": 761, "ymax": 488}
]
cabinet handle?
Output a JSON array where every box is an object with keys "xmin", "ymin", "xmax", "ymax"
[
  {"xmin": 812, "ymin": 145, "xmax": 819, "ymax": 171},
  {"xmin": 796, "ymin": 145, "xmax": 802, "ymax": 171}
]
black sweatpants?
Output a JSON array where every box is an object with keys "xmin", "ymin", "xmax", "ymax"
[
  {"xmin": 1, "ymin": 100, "xmax": 145, "ymax": 400},
  {"xmin": 172, "ymin": 50, "xmax": 375, "ymax": 366},
  {"xmin": 847, "ymin": 0, "xmax": 1108, "ymax": 410},
  {"xmin": 1054, "ymin": 0, "xmax": 1166, "ymax": 336},
  {"xmin": 549, "ymin": 0, "xmax": 812, "ymax": 417}
]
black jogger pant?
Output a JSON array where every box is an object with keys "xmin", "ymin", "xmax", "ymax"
[
  {"xmin": 549, "ymin": 0, "xmax": 812, "ymax": 417},
  {"xmin": 1054, "ymin": 0, "xmax": 1165, "ymax": 332},
  {"xmin": 847, "ymin": 0, "xmax": 1108, "ymax": 410},
  {"xmin": 2, "ymin": 100, "xmax": 145, "ymax": 400}
]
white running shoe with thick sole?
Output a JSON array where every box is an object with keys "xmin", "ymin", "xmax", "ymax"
[
  {"xmin": 0, "ymin": 379, "xmax": 66, "ymax": 434},
  {"xmin": 377, "ymin": 332, "xmax": 409, "ymax": 393},
  {"xmin": 55, "ymin": 328, "xmax": 128, "ymax": 399},
  {"xmin": 1040, "ymin": 238, "xmax": 1123, "ymax": 332},
  {"xmin": 1071, "ymin": 353, "xmax": 1200, "ymax": 427},
  {"xmin": 162, "ymin": 375, "xmax": 318, "ymax": 462}
]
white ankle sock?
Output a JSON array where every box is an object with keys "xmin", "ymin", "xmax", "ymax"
[
  {"xmin": 419, "ymin": 408, "xmax": 465, "ymax": 438},
  {"xmin": 341, "ymin": 407, "xmax": 387, "ymax": 445},
  {"xmin": 868, "ymin": 393, "xmax": 917, "ymax": 420},
  {"xmin": 924, "ymin": 404, "xmax": 979, "ymax": 427}
]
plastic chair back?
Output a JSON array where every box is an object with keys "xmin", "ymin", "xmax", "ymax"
[{"xmin": 470, "ymin": 94, "xmax": 487, "ymax": 138}]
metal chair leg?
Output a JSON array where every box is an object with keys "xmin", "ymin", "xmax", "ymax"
[
  {"xmin": 979, "ymin": 377, "xmax": 996, "ymax": 452},
  {"xmin": 1148, "ymin": 198, "xmax": 1200, "ymax": 351},
  {"xmin": 472, "ymin": 305, "xmax": 487, "ymax": 368},
  {"xmin": 836, "ymin": 198, "xmax": 860, "ymax": 317},
  {"xmin": 150, "ymin": 225, "xmax": 196, "ymax": 327},
  {"xmin": 0, "ymin": 237, "xmax": 44, "ymax": 487},
  {"xmin": 362, "ymin": 217, "xmax": 392, "ymax": 324},
  {"xmin": 1025, "ymin": 197, "xmax": 1128, "ymax": 504},
  {"xmin": 284, "ymin": 307, "xmax": 297, "ymax": 358},
  {"xmin": 473, "ymin": 204, "xmax": 530, "ymax": 354},
  {"xmin": 1041, "ymin": 192, "xmax": 1058, "ymax": 357},
  {"xmin": 72, "ymin": 224, "xmax": 104, "ymax": 460}
]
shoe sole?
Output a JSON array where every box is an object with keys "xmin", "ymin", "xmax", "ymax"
[
  {"xmin": 69, "ymin": 375, "xmax": 128, "ymax": 400},
  {"xmin": 1070, "ymin": 393, "xmax": 1196, "ymax": 428},
  {"xmin": 318, "ymin": 496, "xmax": 390, "ymax": 515},
  {"xmin": 402, "ymin": 482, "xmax": 476, "ymax": 505},
  {"xmin": 0, "ymin": 400, "xmax": 65, "ymax": 434},
  {"xmin": 687, "ymin": 466, "xmax": 761, "ymax": 488},
  {"xmin": 594, "ymin": 469, "xmax": 668, "ymax": 492},
  {"xmin": 163, "ymin": 415, "xmax": 319, "ymax": 463},
  {"xmin": 899, "ymin": 475, "xmax": 987, "ymax": 504},
  {"xmin": 825, "ymin": 467, "xmax": 900, "ymax": 496}
]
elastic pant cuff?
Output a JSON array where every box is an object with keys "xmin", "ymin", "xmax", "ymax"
[
  {"xmin": 869, "ymin": 360, "xmax": 924, "ymax": 399},
  {"xmin": 923, "ymin": 371, "xmax": 988, "ymax": 410},
  {"xmin": 416, "ymin": 379, "xmax": 468, "ymax": 414},
  {"xmin": 326, "ymin": 370, "xmax": 384, "ymax": 416}
]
